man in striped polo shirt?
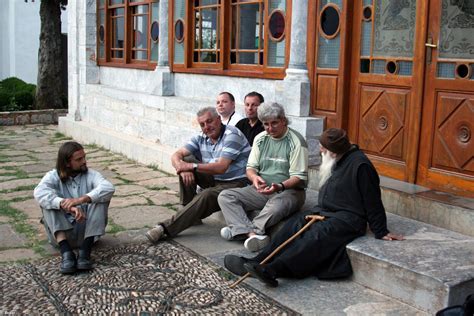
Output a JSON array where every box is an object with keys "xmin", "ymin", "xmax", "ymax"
[
  {"xmin": 218, "ymin": 102, "xmax": 308, "ymax": 252},
  {"xmin": 146, "ymin": 107, "xmax": 251, "ymax": 242}
]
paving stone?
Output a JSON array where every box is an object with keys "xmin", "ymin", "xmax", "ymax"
[
  {"xmin": 0, "ymin": 175, "xmax": 17, "ymax": 182},
  {"xmin": 143, "ymin": 190, "xmax": 180, "ymax": 206},
  {"xmin": 0, "ymin": 168, "xmax": 13, "ymax": 174},
  {"xmin": 19, "ymin": 163, "xmax": 53, "ymax": 174},
  {"xmin": 26, "ymin": 218, "xmax": 47, "ymax": 241},
  {"xmin": 1, "ymin": 155, "xmax": 35, "ymax": 163},
  {"xmin": 0, "ymin": 249, "xmax": 41, "ymax": 262},
  {"xmin": 28, "ymin": 152, "xmax": 57, "ymax": 162},
  {"xmin": 120, "ymin": 170, "xmax": 168, "ymax": 182},
  {"xmin": 0, "ymin": 150, "xmax": 29, "ymax": 157},
  {"xmin": 0, "ymin": 178, "xmax": 41, "ymax": 191},
  {"xmin": 0, "ymin": 161, "xmax": 37, "ymax": 168},
  {"xmin": 136, "ymin": 176, "xmax": 179, "ymax": 188},
  {"xmin": 113, "ymin": 184, "xmax": 150, "ymax": 196},
  {"xmin": 109, "ymin": 205, "xmax": 175, "ymax": 229},
  {"xmin": 0, "ymin": 224, "xmax": 28, "ymax": 248},
  {"xmin": 109, "ymin": 196, "xmax": 149, "ymax": 208},
  {"xmin": 29, "ymin": 146, "xmax": 58, "ymax": 153},
  {"xmin": 10, "ymin": 199, "xmax": 42, "ymax": 220},
  {"xmin": 2, "ymin": 190, "xmax": 35, "ymax": 200},
  {"xmin": 0, "ymin": 216, "xmax": 10, "ymax": 223},
  {"xmin": 107, "ymin": 164, "xmax": 154, "ymax": 175}
]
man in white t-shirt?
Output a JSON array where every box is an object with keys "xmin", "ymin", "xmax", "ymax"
[{"xmin": 216, "ymin": 91, "xmax": 243, "ymax": 126}]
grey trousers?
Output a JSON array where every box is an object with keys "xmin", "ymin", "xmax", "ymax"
[
  {"xmin": 217, "ymin": 185, "xmax": 305, "ymax": 237},
  {"xmin": 42, "ymin": 202, "xmax": 109, "ymax": 248},
  {"xmin": 162, "ymin": 171, "xmax": 247, "ymax": 237}
]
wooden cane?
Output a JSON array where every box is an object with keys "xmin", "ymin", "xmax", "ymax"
[{"xmin": 229, "ymin": 214, "xmax": 325, "ymax": 288}]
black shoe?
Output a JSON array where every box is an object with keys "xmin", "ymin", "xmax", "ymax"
[
  {"xmin": 224, "ymin": 255, "xmax": 254, "ymax": 276},
  {"xmin": 243, "ymin": 262, "xmax": 278, "ymax": 287},
  {"xmin": 60, "ymin": 251, "xmax": 77, "ymax": 274},
  {"xmin": 76, "ymin": 250, "xmax": 93, "ymax": 271}
]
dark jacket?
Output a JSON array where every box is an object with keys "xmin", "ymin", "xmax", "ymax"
[{"xmin": 319, "ymin": 145, "xmax": 389, "ymax": 239}]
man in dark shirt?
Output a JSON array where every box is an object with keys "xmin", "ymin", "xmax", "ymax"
[
  {"xmin": 235, "ymin": 92, "xmax": 265, "ymax": 146},
  {"xmin": 224, "ymin": 128, "xmax": 403, "ymax": 287}
]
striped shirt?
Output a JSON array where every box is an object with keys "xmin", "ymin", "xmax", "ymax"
[
  {"xmin": 185, "ymin": 124, "xmax": 251, "ymax": 181},
  {"xmin": 247, "ymin": 127, "xmax": 308, "ymax": 188}
]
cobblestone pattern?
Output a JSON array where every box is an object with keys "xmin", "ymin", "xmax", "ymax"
[{"xmin": 0, "ymin": 242, "xmax": 296, "ymax": 315}]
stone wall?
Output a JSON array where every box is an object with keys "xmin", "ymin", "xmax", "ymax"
[{"xmin": 0, "ymin": 109, "xmax": 67, "ymax": 126}]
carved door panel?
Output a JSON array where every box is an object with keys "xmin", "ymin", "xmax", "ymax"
[
  {"xmin": 417, "ymin": 0, "xmax": 474, "ymax": 197},
  {"xmin": 348, "ymin": 0, "xmax": 425, "ymax": 182}
]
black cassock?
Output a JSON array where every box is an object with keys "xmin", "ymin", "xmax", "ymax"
[{"xmin": 253, "ymin": 146, "xmax": 390, "ymax": 279}]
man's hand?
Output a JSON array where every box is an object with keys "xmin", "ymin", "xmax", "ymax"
[
  {"xmin": 382, "ymin": 232, "xmax": 404, "ymax": 241},
  {"xmin": 60, "ymin": 198, "xmax": 83, "ymax": 212},
  {"xmin": 175, "ymin": 160, "xmax": 193, "ymax": 174},
  {"xmin": 69, "ymin": 206, "xmax": 86, "ymax": 223},
  {"xmin": 252, "ymin": 176, "xmax": 267, "ymax": 192},
  {"xmin": 180, "ymin": 171, "xmax": 195, "ymax": 186},
  {"xmin": 258, "ymin": 183, "xmax": 280, "ymax": 195}
]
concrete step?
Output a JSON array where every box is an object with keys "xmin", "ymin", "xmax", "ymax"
[
  {"xmin": 380, "ymin": 176, "xmax": 474, "ymax": 238},
  {"xmin": 348, "ymin": 213, "xmax": 474, "ymax": 314}
]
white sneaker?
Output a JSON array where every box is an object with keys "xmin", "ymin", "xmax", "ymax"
[
  {"xmin": 145, "ymin": 225, "xmax": 165, "ymax": 243},
  {"xmin": 244, "ymin": 235, "xmax": 270, "ymax": 252},
  {"xmin": 220, "ymin": 226, "xmax": 233, "ymax": 240}
]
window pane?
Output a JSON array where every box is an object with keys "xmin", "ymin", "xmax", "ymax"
[
  {"xmin": 133, "ymin": 50, "xmax": 148, "ymax": 60},
  {"xmin": 373, "ymin": 0, "xmax": 416, "ymax": 58},
  {"xmin": 112, "ymin": 9, "xmax": 125, "ymax": 50},
  {"xmin": 239, "ymin": 3, "xmax": 260, "ymax": 49},
  {"xmin": 200, "ymin": 51, "xmax": 217, "ymax": 62},
  {"xmin": 200, "ymin": 0, "xmax": 219, "ymax": 5},
  {"xmin": 109, "ymin": 0, "xmax": 124, "ymax": 5},
  {"xmin": 238, "ymin": 52, "xmax": 259, "ymax": 64},
  {"xmin": 133, "ymin": 6, "xmax": 148, "ymax": 51},
  {"xmin": 268, "ymin": 38, "xmax": 285, "ymax": 66},
  {"xmin": 439, "ymin": 0, "xmax": 474, "ymax": 59},
  {"xmin": 201, "ymin": 8, "xmax": 218, "ymax": 49}
]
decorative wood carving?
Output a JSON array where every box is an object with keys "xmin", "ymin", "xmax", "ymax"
[
  {"xmin": 358, "ymin": 85, "xmax": 409, "ymax": 160},
  {"xmin": 432, "ymin": 93, "xmax": 474, "ymax": 173}
]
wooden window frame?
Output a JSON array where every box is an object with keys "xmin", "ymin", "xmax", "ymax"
[
  {"xmin": 97, "ymin": 0, "xmax": 158, "ymax": 70},
  {"xmin": 170, "ymin": 0, "xmax": 290, "ymax": 80}
]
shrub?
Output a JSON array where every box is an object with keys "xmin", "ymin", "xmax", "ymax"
[{"xmin": 0, "ymin": 77, "xmax": 36, "ymax": 111}]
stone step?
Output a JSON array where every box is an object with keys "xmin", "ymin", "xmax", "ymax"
[
  {"xmin": 380, "ymin": 176, "xmax": 474, "ymax": 238},
  {"xmin": 348, "ymin": 213, "xmax": 474, "ymax": 314}
]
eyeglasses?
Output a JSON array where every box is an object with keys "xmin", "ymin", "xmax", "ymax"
[{"xmin": 262, "ymin": 119, "xmax": 283, "ymax": 129}]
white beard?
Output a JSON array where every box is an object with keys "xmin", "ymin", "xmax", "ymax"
[{"xmin": 318, "ymin": 150, "xmax": 337, "ymax": 189}]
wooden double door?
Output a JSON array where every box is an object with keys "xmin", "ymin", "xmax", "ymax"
[{"xmin": 312, "ymin": 0, "xmax": 474, "ymax": 197}]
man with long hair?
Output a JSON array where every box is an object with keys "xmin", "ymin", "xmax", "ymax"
[{"xmin": 34, "ymin": 141, "xmax": 115, "ymax": 274}]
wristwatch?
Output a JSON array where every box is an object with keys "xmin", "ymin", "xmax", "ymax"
[{"xmin": 193, "ymin": 163, "xmax": 198, "ymax": 172}]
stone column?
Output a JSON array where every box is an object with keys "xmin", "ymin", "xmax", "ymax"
[
  {"xmin": 153, "ymin": 0, "xmax": 174, "ymax": 95},
  {"xmin": 276, "ymin": 0, "xmax": 310, "ymax": 116},
  {"xmin": 158, "ymin": 0, "xmax": 169, "ymax": 67}
]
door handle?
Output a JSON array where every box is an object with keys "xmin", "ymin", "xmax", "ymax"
[{"xmin": 425, "ymin": 38, "xmax": 437, "ymax": 64}]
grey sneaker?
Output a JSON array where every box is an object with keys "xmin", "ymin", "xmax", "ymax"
[
  {"xmin": 244, "ymin": 235, "xmax": 270, "ymax": 252},
  {"xmin": 220, "ymin": 226, "xmax": 233, "ymax": 240},
  {"xmin": 145, "ymin": 225, "xmax": 165, "ymax": 243}
]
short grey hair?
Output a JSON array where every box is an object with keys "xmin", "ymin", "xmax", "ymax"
[
  {"xmin": 257, "ymin": 102, "xmax": 287, "ymax": 123},
  {"xmin": 197, "ymin": 106, "xmax": 219, "ymax": 118}
]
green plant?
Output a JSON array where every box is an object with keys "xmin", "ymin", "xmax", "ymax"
[{"xmin": 0, "ymin": 77, "xmax": 36, "ymax": 111}]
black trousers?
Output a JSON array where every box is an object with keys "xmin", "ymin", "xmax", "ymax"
[{"xmin": 253, "ymin": 208, "xmax": 363, "ymax": 279}]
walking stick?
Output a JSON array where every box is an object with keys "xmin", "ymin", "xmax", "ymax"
[{"xmin": 229, "ymin": 214, "xmax": 325, "ymax": 288}]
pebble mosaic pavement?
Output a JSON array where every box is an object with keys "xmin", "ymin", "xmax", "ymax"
[{"xmin": 0, "ymin": 242, "xmax": 296, "ymax": 315}]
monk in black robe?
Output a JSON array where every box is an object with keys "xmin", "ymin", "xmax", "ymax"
[{"xmin": 224, "ymin": 128, "xmax": 403, "ymax": 287}]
